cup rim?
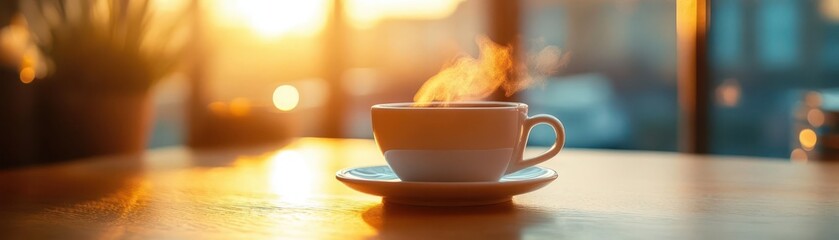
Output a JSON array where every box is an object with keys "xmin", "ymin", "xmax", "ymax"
[{"xmin": 372, "ymin": 101, "xmax": 526, "ymax": 110}]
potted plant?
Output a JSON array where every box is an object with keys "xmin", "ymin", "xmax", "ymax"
[{"xmin": 21, "ymin": 0, "xmax": 188, "ymax": 162}]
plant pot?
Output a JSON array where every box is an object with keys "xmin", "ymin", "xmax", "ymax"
[{"xmin": 34, "ymin": 85, "xmax": 152, "ymax": 162}]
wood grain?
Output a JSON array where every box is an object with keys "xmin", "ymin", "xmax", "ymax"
[{"xmin": 1, "ymin": 138, "xmax": 837, "ymax": 239}]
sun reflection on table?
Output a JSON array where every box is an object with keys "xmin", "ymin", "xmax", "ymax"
[{"xmin": 265, "ymin": 149, "xmax": 323, "ymax": 206}]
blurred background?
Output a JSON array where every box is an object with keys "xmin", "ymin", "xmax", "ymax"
[{"xmin": 1, "ymin": 0, "xmax": 838, "ymax": 167}]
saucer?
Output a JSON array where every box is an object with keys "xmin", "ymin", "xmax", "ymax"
[{"xmin": 336, "ymin": 165, "xmax": 557, "ymax": 206}]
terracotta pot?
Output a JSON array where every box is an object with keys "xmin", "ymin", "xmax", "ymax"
[{"xmin": 34, "ymin": 86, "xmax": 152, "ymax": 162}]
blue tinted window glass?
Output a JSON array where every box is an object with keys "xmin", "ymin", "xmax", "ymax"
[
  {"xmin": 711, "ymin": 0, "xmax": 742, "ymax": 68},
  {"xmin": 757, "ymin": 0, "xmax": 799, "ymax": 69}
]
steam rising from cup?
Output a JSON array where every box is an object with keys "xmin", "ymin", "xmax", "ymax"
[{"xmin": 413, "ymin": 35, "xmax": 570, "ymax": 105}]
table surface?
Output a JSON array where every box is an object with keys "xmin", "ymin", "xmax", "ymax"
[{"xmin": 1, "ymin": 138, "xmax": 838, "ymax": 239}]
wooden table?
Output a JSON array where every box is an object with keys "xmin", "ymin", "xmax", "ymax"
[{"xmin": 1, "ymin": 138, "xmax": 838, "ymax": 239}]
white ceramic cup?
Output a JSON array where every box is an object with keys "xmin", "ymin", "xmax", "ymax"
[{"xmin": 371, "ymin": 101, "xmax": 565, "ymax": 182}]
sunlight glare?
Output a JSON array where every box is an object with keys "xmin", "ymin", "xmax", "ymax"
[
  {"xmin": 346, "ymin": 0, "xmax": 464, "ymax": 29},
  {"xmin": 267, "ymin": 150, "xmax": 319, "ymax": 205},
  {"xmin": 215, "ymin": 0, "xmax": 328, "ymax": 38}
]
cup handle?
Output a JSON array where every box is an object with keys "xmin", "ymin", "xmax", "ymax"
[{"xmin": 506, "ymin": 114, "xmax": 566, "ymax": 174}]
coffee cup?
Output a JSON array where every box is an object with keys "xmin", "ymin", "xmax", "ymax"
[{"xmin": 371, "ymin": 101, "xmax": 565, "ymax": 182}]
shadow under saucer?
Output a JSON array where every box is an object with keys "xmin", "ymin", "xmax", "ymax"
[{"xmin": 361, "ymin": 201, "xmax": 557, "ymax": 239}]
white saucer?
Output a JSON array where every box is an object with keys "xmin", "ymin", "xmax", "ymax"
[{"xmin": 336, "ymin": 165, "xmax": 557, "ymax": 206}]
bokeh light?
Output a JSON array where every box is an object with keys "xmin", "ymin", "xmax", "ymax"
[
  {"xmin": 19, "ymin": 67, "xmax": 34, "ymax": 84},
  {"xmin": 799, "ymin": 129, "xmax": 818, "ymax": 150},
  {"xmin": 715, "ymin": 78, "xmax": 741, "ymax": 107},
  {"xmin": 805, "ymin": 91, "xmax": 822, "ymax": 108},
  {"xmin": 790, "ymin": 148, "xmax": 808, "ymax": 163},
  {"xmin": 273, "ymin": 85, "xmax": 300, "ymax": 111},
  {"xmin": 807, "ymin": 109, "xmax": 825, "ymax": 127}
]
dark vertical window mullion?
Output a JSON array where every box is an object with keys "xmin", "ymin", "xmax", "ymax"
[
  {"xmin": 678, "ymin": 0, "xmax": 711, "ymax": 154},
  {"xmin": 696, "ymin": 0, "xmax": 711, "ymax": 154}
]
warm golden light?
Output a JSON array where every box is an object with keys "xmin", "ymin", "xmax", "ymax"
[
  {"xmin": 346, "ymin": 0, "xmax": 464, "ymax": 29},
  {"xmin": 229, "ymin": 98, "xmax": 251, "ymax": 117},
  {"xmin": 208, "ymin": 101, "xmax": 228, "ymax": 115},
  {"xmin": 273, "ymin": 85, "xmax": 300, "ymax": 111},
  {"xmin": 151, "ymin": 0, "xmax": 189, "ymax": 12},
  {"xmin": 0, "ymin": 16, "xmax": 31, "ymax": 66},
  {"xmin": 19, "ymin": 67, "xmax": 34, "ymax": 84},
  {"xmin": 213, "ymin": 0, "xmax": 466, "ymax": 35},
  {"xmin": 799, "ymin": 129, "xmax": 818, "ymax": 150},
  {"xmin": 807, "ymin": 109, "xmax": 825, "ymax": 127},
  {"xmin": 676, "ymin": 0, "xmax": 704, "ymax": 125},
  {"xmin": 267, "ymin": 149, "xmax": 319, "ymax": 205},
  {"xmin": 215, "ymin": 0, "xmax": 328, "ymax": 38}
]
